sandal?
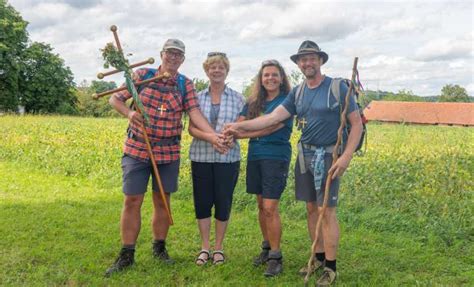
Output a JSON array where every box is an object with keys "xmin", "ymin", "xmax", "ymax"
[
  {"xmin": 195, "ymin": 250, "xmax": 210, "ymax": 266},
  {"xmin": 212, "ymin": 250, "xmax": 225, "ymax": 265}
]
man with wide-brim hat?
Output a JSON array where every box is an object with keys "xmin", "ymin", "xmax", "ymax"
[
  {"xmin": 290, "ymin": 40, "xmax": 329, "ymax": 65},
  {"xmin": 223, "ymin": 40, "xmax": 363, "ymax": 286}
]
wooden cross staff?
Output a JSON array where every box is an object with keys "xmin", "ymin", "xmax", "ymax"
[
  {"xmin": 304, "ymin": 57, "xmax": 359, "ymax": 285},
  {"xmin": 93, "ymin": 25, "xmax": 174, "ymax": 225}
]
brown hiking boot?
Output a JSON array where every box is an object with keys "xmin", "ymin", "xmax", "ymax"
[
  {"xmin": 298, "ymin": 258, "xmax": 323, "ymax": 276},
  {"xmin": 316, "ymin": 267, "xmax": 337, "ymax": 286}
]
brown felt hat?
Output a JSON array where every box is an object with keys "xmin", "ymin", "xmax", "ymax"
[{"xmin": 290, "ymin": 40, "xmax": 328, "ymax": 64}]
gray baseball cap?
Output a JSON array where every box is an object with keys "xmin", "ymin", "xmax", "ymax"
[{"xmin": 162, "ymin": 39, "xmax": 185, "ymax": 54}]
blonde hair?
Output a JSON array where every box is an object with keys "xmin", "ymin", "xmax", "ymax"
[{"xmin": 202, "ymin": 55, "xmax": 230, "ymax": 73}]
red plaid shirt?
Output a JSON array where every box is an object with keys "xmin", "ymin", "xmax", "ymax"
[{"xmin": 115, "ymin": 66, "xmax": 199, "ymax": 163}]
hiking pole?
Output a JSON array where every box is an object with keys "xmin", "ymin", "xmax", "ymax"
[
  {"xmin": 93, "ymin": 25, "xmax": 174, "ymax": 225},
  {"xmin": 304, "ymin": 57, "xmax": 358, "ymax": 285}
]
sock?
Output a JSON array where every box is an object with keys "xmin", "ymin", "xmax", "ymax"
[
  {"xmin": 262, "ymin": 240, "xmax": 270, "ymax": 250},
  {"xmin": 153, "ymin": 239, "xmax": 165, "ymax": 246},
  {"xmin": 122, "ymin": 244, "xmax": 135, "ymax": 250},
  {"xmin": 315, "ymin": 252, "xmax": 325, "ymax": 263},
  {"xmin": 325, "ymin": 259, "xmax": 336, "ymax": 272}
]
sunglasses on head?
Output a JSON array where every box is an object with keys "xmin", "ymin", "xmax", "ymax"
[
  {"xmin": 261, "ymin": 59, "xmax": 281, "ymax": 67},
  {"xmin": 207, "ymin": 52, "xmax": 227, "ymax": 58}
]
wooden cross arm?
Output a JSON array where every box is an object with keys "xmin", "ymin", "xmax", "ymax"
[
  {"xmin": 97, "ymin": 58, "xmax": 155, "ymax": 79},
  {"xmin": 92, "ymin": 72, "xmax": 171, "ymax": 99}
]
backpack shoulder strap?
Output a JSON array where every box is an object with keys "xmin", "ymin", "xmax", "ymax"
[
  {"xmin": 329, "ymin": 77, "xmax": 343, "ymax": 108},
  {"xmin": 137, "ymin": 68, "xmax": 157, "ymax": 94},
  {"xmin": 295, "ymin": 80, "xmax": 306, "ymax": 108},
  {"xmin": 177, "ymin": 73, "xmax": 187, "ymax": 98}
]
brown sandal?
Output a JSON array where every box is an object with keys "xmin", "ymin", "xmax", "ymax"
[{"xmin": 195, "ymin": 250, "xmax": 210, "ymax": 266}]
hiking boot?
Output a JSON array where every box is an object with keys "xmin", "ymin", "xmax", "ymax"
[
  {"xmin": 298, "ymin": 258, "xmax": 323, "ymax": 276},
  {"xmin": 264, "ymin": 257, "xmax": 283, "ymax": 277},
  {"xmin": 253, "ymin": 249, "xmax": 269, "ymax": 266},
  {"xmin": 264, "ymin": 250, "xmax": 283, "ymax": 277},
  {"xmin": 152, "ymin": 240, "xmax": 174, "ymax": 264},
  {"xmin": 253, "ymin": 241, "xmax": 270, "ymax": 266},
  {"xmin": 104, "ymin": 248, "xmax": 135, "ymax": 277},
  {"xmin": 316, "ymin": 267, "xmax": 337, "ymax": 286}
]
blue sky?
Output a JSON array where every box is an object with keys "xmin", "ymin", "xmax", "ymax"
[{"xmin": 9, "ymin": 0, "xmax": 474, "ymax": 96}]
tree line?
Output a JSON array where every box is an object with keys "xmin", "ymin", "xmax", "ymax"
[{"xmin": 0, "ymin": 1, "xmax": 471, "ymax": 117}]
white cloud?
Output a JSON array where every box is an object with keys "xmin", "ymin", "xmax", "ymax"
[{"xmin": 8, "ymin": 0, "xmax": 474, "ymax": 96}]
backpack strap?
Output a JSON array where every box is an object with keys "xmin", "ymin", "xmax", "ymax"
[
  {"xmin": 137, "ymin": 68, "xmax": 157, "ymax": 94},
  {"xmin": 177, "ymin": 73, "xmax": 187, "ymax": 98},
  {"xmin": 329, "ymin": 77, "xmax": 343, "ymax": 109},
  {"xmin": 295, "ymin": 80, "xmax": 306, "ymax": 109}
]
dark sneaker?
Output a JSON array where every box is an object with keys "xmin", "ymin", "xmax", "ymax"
[
  {"xmin": 153, "ymin": 241, "xmax": 174, "ymax": 264},
  {"xmin": 253, "ymin": 249, "xmax": 269, "ymax": 266},
  {"xmin": 316, "ymin": 267, "xmax": 337, "ymax": 286},
  {"xmin": 263, "ymin": 257, "xmax": 283, "ymax": 277},
  {"xmin": 104, "ymin": 248, "xmax": 135, "ymax": 277},
  {"xmin": 299, "ymin": 258, "xmax": 324, "ymax": 276}
]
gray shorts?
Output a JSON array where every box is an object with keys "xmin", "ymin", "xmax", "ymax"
[
  {"xmin": 295, "ymin": 152, "xmax": 340, "ymax": 207},
  {"xmin": 121, "ymin": 155, "xmax": 180, "ymax": 196}
]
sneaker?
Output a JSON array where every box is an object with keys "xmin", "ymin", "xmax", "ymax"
[
  {"xmin": 263, "ymin": 257, "xmax": 283, "ymax": 277},
  {"xmin": 152, "ymin": 241, "xmax": 174, "ymax": 264},
  {"xmin": 316, "ymin": 267, "xmax": 337, "ymax": 286},
  {"xmin": 298, "ymin": 258, "xmax": 323, "ymax": 276},
  {"xmin": 253, "ymin": 249, "xmax": 269, "ymax": 266},
  {"xmin": 104, "ymin": 248, "xmax": 135, "ymax": 277}
]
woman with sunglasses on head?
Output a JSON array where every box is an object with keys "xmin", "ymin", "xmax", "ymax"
[
  {"xmin": 235, "ymin": 60, "xmax": 293, "ymax": 277},
  {"xmin": 188, "ymin": 52, "xmax": 245, "ymax": 266}
]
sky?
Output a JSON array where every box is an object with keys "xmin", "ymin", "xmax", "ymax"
[{"xmin": 8, "ymin": 0, "xmax": 474, "ymax": 96}]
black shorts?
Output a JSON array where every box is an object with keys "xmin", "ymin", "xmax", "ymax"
[
  {"xmin": 121, "ymin": 155, "xmax": 180, "ymax": 196},
  {"xmin": 246, "ymin": 159, "xmax": 289, "ymax": 200},
  {"xmin": 191, "ymin": 161, "xmax": 240, "ymax": 221}
]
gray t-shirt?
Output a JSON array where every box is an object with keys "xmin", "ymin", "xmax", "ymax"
[
  {"xmin": 210, "ymin": 103, "xmax": 220, "ymax": 129},
  {"xmin": 281, "ymin": 76, "xmax": 358, "ymax": 146}
]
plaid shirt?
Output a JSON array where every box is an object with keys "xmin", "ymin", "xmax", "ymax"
[
  {"xmin": 115, "ymin": 66, "xmax": 199, "ymax": 163},
  {"xmin": 189, "ymin": 86, "xmax": 245, "ymax": 163}
]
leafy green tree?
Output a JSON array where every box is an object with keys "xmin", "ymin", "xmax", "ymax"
[
  {"xmin": 192, "ymin": 78, "xmax": 208, "ymax": 93},
  {"xmin": 0, "ymin": 0, "xmax": 28, "ymax": 111},
  {"xmin": 19, "ymin": 42, "xmax": 76, "ymax": 113},
  {"xmin": 439, "ymin": 84, "xmax": 471, "ymax": 102},
  {"xmin": 382, "ymin": 89, "xmax": 424, "ymax": 102},
  {"xmin": 76, "ymin": 80, "xmax": 119, "ymax": 117},
  {"xmin": 289, "ymin": 70, "xmax": 304, "ymax": 87}
]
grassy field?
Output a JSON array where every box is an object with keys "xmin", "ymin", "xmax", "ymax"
[{"xmin": 0, "ymin": 115, "xmax": 473, "ymax": 286}]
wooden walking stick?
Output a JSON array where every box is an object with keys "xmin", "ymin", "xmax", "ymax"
[
  {"xmin": 304, "ymin": 57, "xmax": 359, "ymax": 284},
  {"xmin": 93, "ymin": 25, "xmax": 174, "ymax": 225}
]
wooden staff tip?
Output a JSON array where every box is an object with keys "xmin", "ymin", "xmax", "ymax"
[
  {"xmin": 92, "ymin": 93, "xmax": 98, "ymax": 99},
  {"xmin": 110, "ymin": 25, "xmax": 117, "ymax": 32},
  {"xmin": 97, "ymin": 72, "xmax": 104, "ymax": 79},
  {"xmin": 148, "ymin": 57, "xmax": 155, "ymax": 64}
]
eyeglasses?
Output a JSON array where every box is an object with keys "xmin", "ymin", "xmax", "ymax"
[
  {"xmin": 261, "ymin": 59, "xmax": 281, "ymax": 67},
  {"xmin": 207, "ymin": 52, "xmax": 227, "ymax": 58},
  {"xmin": 164, "ymin": 50, "xmax": 184, "ymax": 59}
]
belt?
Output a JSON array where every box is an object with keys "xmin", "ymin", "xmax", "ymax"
[
  {"xmin": 302, "ymin": 143, "xmax": 335, "ymax": 153},
  {"xmin": 128, "ymin": 131, "xmax": 180, "ymax": 147}
]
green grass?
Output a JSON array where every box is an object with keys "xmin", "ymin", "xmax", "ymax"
[{"xmin": 0, "ymin": 115, "xmax": 473, "ymax": 286}]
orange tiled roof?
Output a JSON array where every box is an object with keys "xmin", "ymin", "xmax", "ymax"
[{"xmin": 363, "ymin": 101, "xmax": 474, "ymax": 126}]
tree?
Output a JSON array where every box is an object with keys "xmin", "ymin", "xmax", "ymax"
[
  {"xmin": 383, "ymin": 89, "xmax": 424, "ymax": 102},
  {"xmin": 439, "ymin": 84, "xmax": 471, "ymax": 102},
  {"xmin": 76, "ymin": 80, "xmax": 119, "ymax": 117},
  {"xmin": 19, "ymin": 42, "xmax": 76, "ymax": 113},
  {"xmin": 0, "ymin": 0, "xmax": 28, "ymax": 111},
  {"xmin": 289, "ymin": 70, "xmax": 304, "ymax": 87},
  {"xmin": 192, "ymin": 78, "xmax": 208, "ymax": 93}
]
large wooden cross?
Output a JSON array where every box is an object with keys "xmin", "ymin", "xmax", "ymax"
[{"xmin": 93, "ymin": 25, "xmax": 173, "ymax": 225}]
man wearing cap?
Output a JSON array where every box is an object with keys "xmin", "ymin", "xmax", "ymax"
[
  {"xmin": 105, "ymin": 39, "xmax": 228, "ymax": 276},
  {"xmin": 224, "ymin": 40, "xmax": 362, "ymax": 285}
]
